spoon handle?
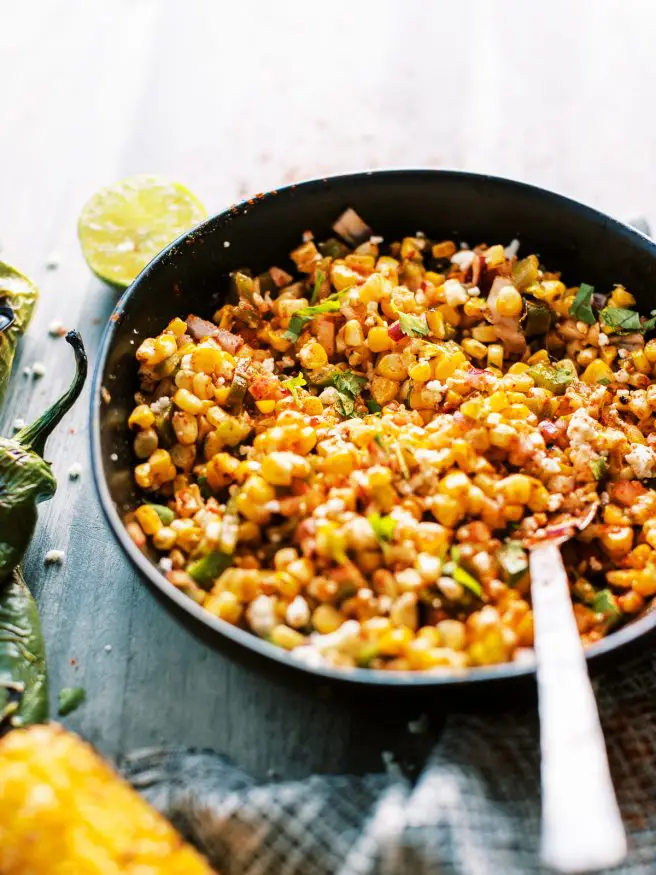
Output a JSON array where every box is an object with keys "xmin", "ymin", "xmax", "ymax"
[{"xmin": 530, "ymin": 542, "xmax": 627, "ymax": 873}]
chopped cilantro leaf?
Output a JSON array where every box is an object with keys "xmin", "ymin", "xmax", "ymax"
[
  {"xmin": 368, "ymin": 512, "xmax": 396, "ymax": 543},
  {"xmin": 366, "ymin": 399, "xmax": 382, "ymax": 414},
  {"xmin": 58, "ymin": 686, "xmax": 86, "ymax": 716},
  {"xmin": 284, "ymin": 290, "xmax": 346, "ymax": 341},
  {"xmin": 590, "ymin": 457, "xmax": 608, "ymax": 481},
  {"xmin": 282, "ymin": 373, "xmax": 307, "ymax": 403},
  {"xmin": 600, "ymin": 307, "xmax": 642, "ymax": 332},
  {"xmin": 592, "ymin": 589, "xmax": 620, "ymax": 618},
  {"xmin": 398, "ymin": 312, "xmax": 429, "ymax": 337},
  {"xmin": 332, "ymin": 370, "xmax": 367, "ymax": 418},
  {"xmin": 569, "ymin": 282, "xmax": 596, "ymax": 324},
  {"xmin": 310, "ymin": 269, "xmax": 325, "ymax": 304}
]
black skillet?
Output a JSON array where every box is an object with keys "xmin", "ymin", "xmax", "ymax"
[{"xmin": 90, "ymin": 169, "xmax": 656, "ymax": 692}]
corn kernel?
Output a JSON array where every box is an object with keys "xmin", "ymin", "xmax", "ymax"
[
  {"xmin": 495, "ymin": 285, "xmax": 523, "ymax": 317},
  {"xmin": 426, "ymin": 309, "xmax": 447, "ymax": 338},
  {"xmin": 153, "ymin": 526, "xmax": 177, "ymax": 551},
  {"xmin": 632, "ymin": 349, "xmax": 651, "ymax": 375},
  {"xmin": 256, "ymin": 399, "xmax": 276, "ymax": 414},
  {"xmin": 489, "ymin": 423, "xmax": 516, "ymax": 449},
  {"xmin": 270, "ymin": 624, "xmax": 306, "ymax": 649},
  {"xmin": 581, "ymin": 359, "xmax": 614, "ymax": 384},
  {"xmin": 204, "ymin": 590, "xmax": 243, "ymax": 624},
  {"xmin": 487, "ymin": 344, "xmax": 504, "ymax": 369},
  {"xmin": 262, "ymin": 451, "xmax": 310, "ymax": 485},
  {"xmin": 461, "ymin": 338, "xmax": 487, "ymax": 360},
  {"xmin": 173, "ymin": 388, "xmax": 204, "ymax": 415},
  {"xmin": 599, "ymin": 526, "xmax": 633, "ymax": 556},
  {"xmin": 313, "ymin": 604, "xmax": 343, "ymax": 634},
  {"xmin": 299, "ymin": 341, "xmax": 329, "ymax": 370},
  {"xmin": 610, "ymin": 286, "xmax": 636, "ymax": 308},
  {"xmin": 367, "ymin": 326, "xmax": 392, "ymax": 353},
  {"xmin": 527, "ymin": 349, "xmax": 550, "ymax": 365},
  {"xmin": 303, "ymin": 396, "xmax": 323, "ymax": 415},
  {"xmin": 344, "ymin": 319, "xmax": 365, "ymax": 347},
  {"xmin": 135, "ymin": 504, "xmax": 163, "ymax": 535},
  {"xmin": 128, "ymin": 404, "xmax": 155, "ymax": 430},
  {"xmin": 321, "ymin": 450, "xmax": 355, "ymax": 476},
  {"xmin": 376, "ymin": 353, "xmax": 408, "ymax": 381},
  {"xmin": 496, "ymin": 474, "xmax": 532, "ymax": 505},
  {"xmin": 437, "ymin": 304, "xmax": 461, "ymax": 327},
  {"xmin": 378, "ymin": 626, "xmax": 413, "ymax": 656},
  {"xmin": 432, "ymin": 240, "xmax": 456, "ymax": 259},
  {"xmin": 408, "ymin": 360, "xmax": 432, "ymax": 382},
  {"xmin": 644, "ymin": 339, "xmax": 656, "ymax": 363},
  {"xmin": 190, "ymin": 344, "xmax": 223, "ymax": 374}
]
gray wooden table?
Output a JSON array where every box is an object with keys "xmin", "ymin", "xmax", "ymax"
[{"xmin": 2, "ymin": 0, "xmax": 656, "ymax": 778}]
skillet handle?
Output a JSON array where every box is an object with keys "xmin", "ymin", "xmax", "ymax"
[{"xmin": 530, "ymin": 542, "xmax": 627, "ymax": 873}]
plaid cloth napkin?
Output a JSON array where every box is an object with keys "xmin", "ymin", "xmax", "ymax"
[
  {"xmin": 123, "ymin": 217, "xmax": 656, "ymax": 875},
  {"xmin": 122, "ymin": 646, "xmax": 656, "ymax": 875}
]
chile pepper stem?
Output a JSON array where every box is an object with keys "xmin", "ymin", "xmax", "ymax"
[{"xmin": 15, "ymin": 331, "xmax": 87, "ymax": 457}]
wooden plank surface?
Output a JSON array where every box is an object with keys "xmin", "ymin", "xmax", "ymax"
[{"xmin": 1, "ymin": 0, "xmax": 656, "ymax": 778}]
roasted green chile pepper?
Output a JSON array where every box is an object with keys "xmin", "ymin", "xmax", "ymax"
[
  {"xmin": 0, "ymin": 261, "xmax": 38, "ymax": 404},
  {"xmin": 0, "ymin": 567, "xmax": 48, "ymax": 727},
  {"xmin": 0, "ymin": 331, "xmax": 87, "ymax": 581}
]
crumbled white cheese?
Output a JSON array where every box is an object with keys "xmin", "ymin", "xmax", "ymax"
[
  {"xmin": 45, "ymin": 251, "xmax": 61, "ymax": 269},
  {"xmin": 158, "ymin": 557, "xmax": 173, "ymax": 573},
  {"xmin": 150, "ymin": 396, "xmax": 171, "ymax": 414},
  {"xmin": 45, "ymin": 549, "xmax": 65, "ymax": 564},
  {"xmin": 68, "ymin": 462, "xmax": 82, "ymax": 480},
  {"xmin": 246, "ymin": 595, "xmax": 277, "ymax": 637},
  {"xmin": 598, "ymin": 333, "xmax": 609, "ymax": 347},
  {"xmin": 110, "ymin": 452, "xmax": 118, "ymax": 462},
  {"xmin": 369, "ymin": 235, "xmax": 384, "ymax": 245},
  {"xmin": 12, "ymin": 418, "xmax": 25, "ymax": 431},
  {"xmin": 319, "ymin": 386, "xmax": 340, "ymax": 404},
  {"xmin": 48, "ymin": 319, "xmax": 66, "ymax": 337},
  {"xmin": 443, "ymin": 278, "xmax": 468, "ymax": 308},
  {"xmin": 223, "ymin": 240, "xmax": 231, "ymax": 248},
  {"xmin": 467, "ymin": 285, "xmax": 481, "ymax": 297},
  {"xmin": 32, "ymin": 361, "xmax": 46, "ymax": 378},
  {"xmin": 540, "ymin": 456, "xmax": 561, "ymax": 474},
  {"xmin": 504, "ymin": 238, "xmax": 520, "ymax": 259},
  {"xmin": 291, "ymin": 645, "xmax": 325, "ymax": 667},
  {"xmin": 286, "ymin": 595, "xmax": 310, "ymax": 629},
  {"xmin": 626, "ymin": 444, "xmax": 656, "ymax": 480},
  {"xmin": 311, "ymin": 619, "xmax": 361, "ymax": 654},
  {"xmin": 567, "ymin": 409, "xmax": 599, "ymax": 445},
  {"xmin": 450, "ymin": 249, "xmax": 475, "ymax": 272},
  {"xmin": 104, "ymin": 644, "xmax": 113, "ymax": 653},
  {"xmin": 181, "ymin": 353, "xmax": 193, "ymax": 370}
]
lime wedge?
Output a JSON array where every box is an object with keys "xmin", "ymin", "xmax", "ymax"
[{"xmin": 78, "ymin": 175, "xmax": 207, "ymax": 287}]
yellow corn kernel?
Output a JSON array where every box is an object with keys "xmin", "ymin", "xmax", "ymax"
[
  {"xmin": 153, "ymin": 526, "xmax": 177, "ymax": 551},
  {"xmin": 599, "ymin": 526, "xmax": 634, "ymax": 557},
  {"xmin": 291, "ymin": 240, "xmax": 320, "ymax": 272},
  {"xmin": 433, "ymin": 349, "xmax": 467, "ymax": 381},
  {"xmin": 486, "ymin": 390, "xmax": 508, "ymax": 412},
  {"xmin": 461, "ymin": 338, "xmax": 487, "ymax": 360},
  {"xmin": 527, "ymin": 349, "xmax": 550, "ymax": 365},
  {"xmin": 603, "ymin": 504, "xmax": 631, "ymax": 526},
  {"xmin": 321, "ymin": 449, "xmax": 355, "ymax": 476},
  {"xmin": 503, "ymin": 373, "xmax": 534, "ymax": 393},
  {"xmin": 432, "ymin": 240, "xmax": 456, "ymax": 259},
  {"xmin": 632, "ymin": 349, "xmax": 651, "ymax": 375},
  {"xmin": 164, "ymin": 317, "xmax": 186, "ymax": 337},
  {"xmin": 485, "ymin": 244, "xmax": 506, "ymax": 267},
  {"xmin": 437, "ymin": 619, "xmax": 467, "ymax": 650},
  {"xmin": 600, "ymin": 346, "xmax": 618, "ymax": 365},
  {"xmin": 206, "ymin": 452, "xmax": 240, "ymax": 490},
  {"xmin": 134, "ymin": 462, "xmax": 153, "ymax": 490},
  {"xmin": 378, "ymin": 626, "xmax": 414, "ymax": 656},
  {"xmin": 408, "ymin": 360, "xmax": 432, "ymax": 382},
  {"xmin": 430, "ymin": 494, "xmax": 463, "ymax": 528},
  {"xmin": 644, "ymin": 339, "xmax": 656, "ymax": 363},
  {"xmin": 359, "ymin": 272, "xmax": 385, "ymax": 304},
  {"xmin": 463, "ymin": 298, "xmax": 487, "ymax": 318},
  {"xmin": 376, "ymin": 353, "xmax": 408, "ymax": 381},
  {"xmin": 471, "ymin": 324, "xmax": 498, "ymax": 343},
  {"xmin": 367, "ymin": 326, "xmax": 392, "ymax": 353},
  {"xmin": 504, "ymin": 403, "xmax": 531, "ymax": 420},
  {"xmin": 494, "ymin": 285, "xmax": 523, "ymax": 317},
  {"xmin": 581, "ymin": 359, "xmax": 613, "ymax": 385},
  {"xmin": 171, "ymin": 410, "xmax": 198, "ymax": 446},
  {"xmin": 439, "ymin": 470, "xmax": 471, "ymax": 497},
  {"xmin": 527, "ymin": 484, "xmax": 550, "ymax": 513},
  {"xmin": 173, "ymin": 388, "xmax": 204, "ymax": 415},
  {"xmin": 344, "ymin": 319, "xmax": 365, "ymax": 347},
  {"xmin": 135, "ymin": 504, "xmax": 163, "ymax": 536},
  {"xmin": 632, "ymin": 568, "xmax": 656, "ymax": 597},
  {"xmin": 261, "ymin": 451, "xmax": 311, "ymax": 486},
  {"xmin": 426, "ymin": 309, "xmax": 447, "ymax": 338},
  {"xmin": 256, "ymin": 399, "xmax": 276, "ymax": 414},
  {"xmin": 496, "ymin": 474, "xmax": 532, "ymax": 505},
  {"xmin": 626, "ymin": 425, "xmax": 646, "ymax": 445},
  {"xmin": 437, "ymin": 304, "xmax": 461, "ymax": 327},
  {"xmin": 610, "ymin": 285, "xmax": 636, "ymax": 308},
  {"xmin": 302, "ymin": 396, "xmax": 323, "ymax": 415},
  {"xmin": 330, "ymin": 261, "xmax": 359, "ymax": 291},
  {"xmin": 460, "ymin": 398, "xmax": 483, "ymax": 420},
  {"xmin": 313, "ymin": 604, "xmax": 343, "ymax": 634},
  {"xmin": 189, "ymin": 344, "xmax": 222, "ymax": 374},
  {"xmin": 269, "ymin": 624, "xmax": 305, "ymax": 649},
  {"xmin": 299, "ymin": 341, "xmax": 328, "ymax": 369},
  {"xmin": 205, "ymin": 590, "xmax": 243, "ymax": 624},
  {"xmin": 487, "ymin": 344, "xmax": 504, "ymax": 369},
  {"xmin": 629, "ymin": 544, "xmax": 652, "ymax": 569},
  {"xmin": 532, "ymin": 279, "xmax": 565, "ymax": 303},
  {"xmin": 129, "ymin": 405, "xmax": 156, "ymax": 433},
  {"xmin": 147, "ymin": 448, "xmax": 172, "ymax": 477},
  {"xmin": 489, "ymin": 423, "xmax": 516, "ymax": 449}
]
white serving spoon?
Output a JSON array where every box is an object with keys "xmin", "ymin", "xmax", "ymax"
[{"xmin": 529, "ymin": 533, "xmax": 627, "ymax": 873}]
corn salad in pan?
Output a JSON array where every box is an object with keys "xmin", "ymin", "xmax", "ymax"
[{"xmin": 124, "ymin": 209, "xmax": 656, "ymax": 672}]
